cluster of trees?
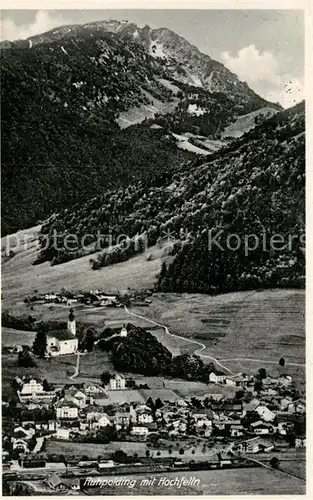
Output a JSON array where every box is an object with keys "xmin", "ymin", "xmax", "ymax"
[
  {"xmin": 2, "ymin": 312, "xmax": 37, "ymax": 331},
  {"xmin": 18, "ymin": 347, "xmax": 37, "ymax": 368},
  {"xmin": 90, "ymin": 233, "xmax": 147, "ymax": 270},
  {"xmin": 108, "ymin": 326, "xmax": 220, "ymax": 382}
]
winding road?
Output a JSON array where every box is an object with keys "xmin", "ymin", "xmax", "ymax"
[
  {"xmin": 124, "ymin": 306, "xmax": 305, "ymax": 373},
  {"xmin": 124, "ymin": 306, "xmax": 234, "ymax": 374}
]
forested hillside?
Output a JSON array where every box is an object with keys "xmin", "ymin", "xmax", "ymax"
[
  {"xmin": 156, "ymin": 102, "xmax": 305, "ymax": 293},
  {"xmin": 2, "ymin": 21, "xmax": 280, "ymax": 235},
  {"xmin": 33, "ymin": 102, "xmax": 305, "ymax": 293}
]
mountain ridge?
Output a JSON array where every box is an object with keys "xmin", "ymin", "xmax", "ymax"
[{"xmin": 2, "ymin": 20, "xmax": 282, "ymax": 236}]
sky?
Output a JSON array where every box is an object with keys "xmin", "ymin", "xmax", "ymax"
[{"xmin": 0, "ymin": 9, "xmax": 305, "ymax": 107}]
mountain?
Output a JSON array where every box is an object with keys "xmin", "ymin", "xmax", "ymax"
[
  {"xmin": 1, "ymin": 20, "xmax": 281, "ymax": 236},
  {"xmin": 34, "ymin": 101, "xmax": 305, "ymax": 294}
]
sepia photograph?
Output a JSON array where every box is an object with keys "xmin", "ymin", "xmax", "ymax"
[{"xmin": 1, "ymin": 4, "xmax": 307, "ymax": 496}]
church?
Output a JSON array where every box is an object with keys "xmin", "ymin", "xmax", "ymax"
[{"xmin": 46, "ymin": 310, "xmax": 78, "ymax": 356}]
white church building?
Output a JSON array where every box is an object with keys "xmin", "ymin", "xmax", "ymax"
[{"xmin": 47, "ymin": 309, "xmax": 78, "ymax": 356}]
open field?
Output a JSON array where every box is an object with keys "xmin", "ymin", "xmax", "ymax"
[
  {"xmin": 132, "ymin": 290, "xmax": 305, "ymax": 387},
  {"xmin": 45, "ymin": 438, "xmax": 224, "ymax": 461},
  {"xmin": 1, "ymin": 327, "xmax": 36, "ymax": 347},
  {"xmin": 2, "ymin": 227, "xmax": 306, "ymax": 389},
  {"xmin": 75, "ymin": 468, "xmax": 305, "ymax": 495},
  {"xmin": 1, "ymin": 350, "xmax": 115, "ymax": 400},
  {"xmin": 45, "ymin": 439, "xmax": 148, "ymax": 459},
  {"xmin": 1, "ymin": 226, "xmax": 169, "ymax": 309}
]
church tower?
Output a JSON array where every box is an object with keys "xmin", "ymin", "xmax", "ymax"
[
  {"xmin": 68, "ymin": 309, "xmax": 76, "ymax": 336},
  {"xmin": 120, "ymin": 323, "xmax": 128, "ymax": 337}
]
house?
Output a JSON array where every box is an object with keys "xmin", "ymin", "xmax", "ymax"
[
  {"xmin": 13, "ymin": 426, "xmax": 35, "ymax": 440},
  {"xmin": 277, "ymin": 421, "xmax": 294, "ymax": 435},
  {"xmin": 212, "ymin": 403, "xmax": 243, "ymax": 417},
  {"xmin": 136, "ymin": 405, "xmax": 154, "ymax": 424},
  {"xmin": 45, "ymin": 293, "xmax": 57, "ymax": 302},
  {"xmin": 262, "ymin": 376, "xmax": 279, "ymax": 387},
  {"xmin": 193, "ymin": 413, "xmax": 213, "ymax": 430},
  {"xmin": 110, "ymin": 374, "xmax": 126, "ymax": 390},
  {"xmin": 234, "ymin": 373, "xmax": 252, "ymax": 388},
  {"xmin": 56, "ymin": 427, "xmax": 71, "ymax": 440},
  {"xmin": 215, "ymin": 419, "xmax": 241, "ymax": 432},
  {"xmin": 278, "ymin": 375, "xmax": 292, "ymax": 387},
  {"xmin": 85, "ymin": 405, "xmax": 104, "ymax": 422},
  {"xmin": 92, "ymin": 414, "xmax": 112, "ymax": 430},
  {"xmin": 12, "ymin": 438, "xmax": 29, "ymax": 453},
  {"xmin": 46, "ymin": 310, "xmax": 78, "ymax": 356},
  {"xmin": 84, "ymin": 383, "xmax": 104, "ymax": 395},
  {"xmin": 56, "ymin": 400, "xmax": 79, "ymax": 420},
  {"xmin": 295, "ymin": 436, "xmax": 306, "ymax": 448},
  {"xmin": 233, "ymin": 437, "xmax": 274, "ymax": 454},
  {"xmin": 65, "ymin": 388, "xmax": 87, "ymax": 408},
  {"xmin": 230, "ymin": 424, "xmax": 244, "ymax": 437},
  {"xmin": 287, "ymin": 400, "xmax": 305, "ymax": 414},
  {"xmin": 255, "ymin": 405, "xmax": 276, "ymax": 422},
  {"xmin": 205, "ymin": 393, "xmax": 224, "ymax": 402},
  {"xmin": 48, "ymin": 420, "xmax": 59, "ymax": 432},
  {"xmin": 46, "ymin": 473, "xmax": 68, "ymax": 491},
  {"xmin": 250, "ymin": 421, "xmax": 274, "ymax": 435},
  {"xmin": 19, "ymin": 378, "xmax": 44, "ymax": 395},
  {"xmin": 113, "ymin": 412, "xmax": 131, "ymax": 429},
  {"xmin": 225, "ymin": 377, "xmax": 236, "ymax": 387},
  {"xmin": 67, "ymin": 298, "xmax": 78, "ymax": 306},
  {"xmin": 280, "ymin": 396, "xmax": 293, "ymax": 410},
  {"xmin": 209, "ymin": 372, "xmax": 226, "ymax": 384},
  {"xmin": 261, "ymin": 387, "xmax": 278, "ymax": 396},
  {"xmin": 131, "ymin": 425, "xmax": 149, "ymax": 437}
]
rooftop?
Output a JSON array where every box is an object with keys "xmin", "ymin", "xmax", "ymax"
[{"xmin": 48, "ymin": 329, "xmax": 76, "ymax": 341}]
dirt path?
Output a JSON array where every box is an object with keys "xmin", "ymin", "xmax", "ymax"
[
  {"xmin": 124, "ymin": 306, "xmax": 234, "ymax": 374},
  {"xmin": 246, "ymin": 456, "xmax": 305, "ymax": 482},
  {"xmin": 69, "ymin": 352, "xmax": 81, "ymax": 379}
]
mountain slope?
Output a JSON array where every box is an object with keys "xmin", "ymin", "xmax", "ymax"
[
  {"xmin": 33, "ymin": 102, "xmax": 305, "ymax": 294},
  {"xmin": 156, "ymin": 102, "xmax": 305, "ymax": 293},
  {"xmin": 1, "ymin": 20, "xmax": 281, "ymax": 236}
]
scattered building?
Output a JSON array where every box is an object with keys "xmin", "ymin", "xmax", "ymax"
[{"xmin": 110, "ymin": 374, "xmax": 126, "ymax": 390}]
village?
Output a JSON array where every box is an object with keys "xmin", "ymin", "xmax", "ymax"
[
  {"xmin": 2, "ymin": 288, "xmax": 306, "ymax": 495},
  {"xmin": 2, "ymin": 301, "xmax": 306, "ymax": 494}
]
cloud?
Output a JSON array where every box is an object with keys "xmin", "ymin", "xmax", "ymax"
[
  {"xmin": 0, "ymin": 11, "xmax": 68, "ymax": 42},
  {"xmin": 221, "ymin": 44, "xmax": 304, "ymax": 108}
]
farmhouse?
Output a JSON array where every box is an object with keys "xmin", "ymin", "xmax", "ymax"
[
  {"xmin": 56, "ymin": 427, "xmax": 71, "ymax": 440},
  {"xmin": 110, "ymin": 374, "xmax": 126, "ymax": 390},
  {"xmin": 12, "ymin": 438, "xmax": 29, "ymax": 453},
  {"xmin": 209, "ymin": 372, "xmax": 226, "ymax": 384},
  {"xmin": 131, "ymin": 425, "xmax": 149, "ymax": 437},
  {"xmin": 17, "ymin": 377, "xmax": 56, "ymax": 405},
  {"xmin": 250, "ymin": 421, "xmax": 274, "ymax": 435},
  {"xmin": 46, "ymin": 473, "xmax": 68, "ymax": 491},
  {"xmin": 232, "ymin": 437, "xmax": 275, "ymax": 454},
  {"xmin": 255, "ymin": 405, "xmax": 276, "ymax": 422},
  {"xmin": 46, "ymin": 310, "xmax": 78, "ymax": 356},
  {"xmin": 56, "ymin": 400, "xmax": 79, "ymax": 420}
]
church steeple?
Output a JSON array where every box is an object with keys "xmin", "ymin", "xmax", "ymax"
[{"xmin": 68, "ymin": 309, "xmax": 76, "ymax": 336}]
